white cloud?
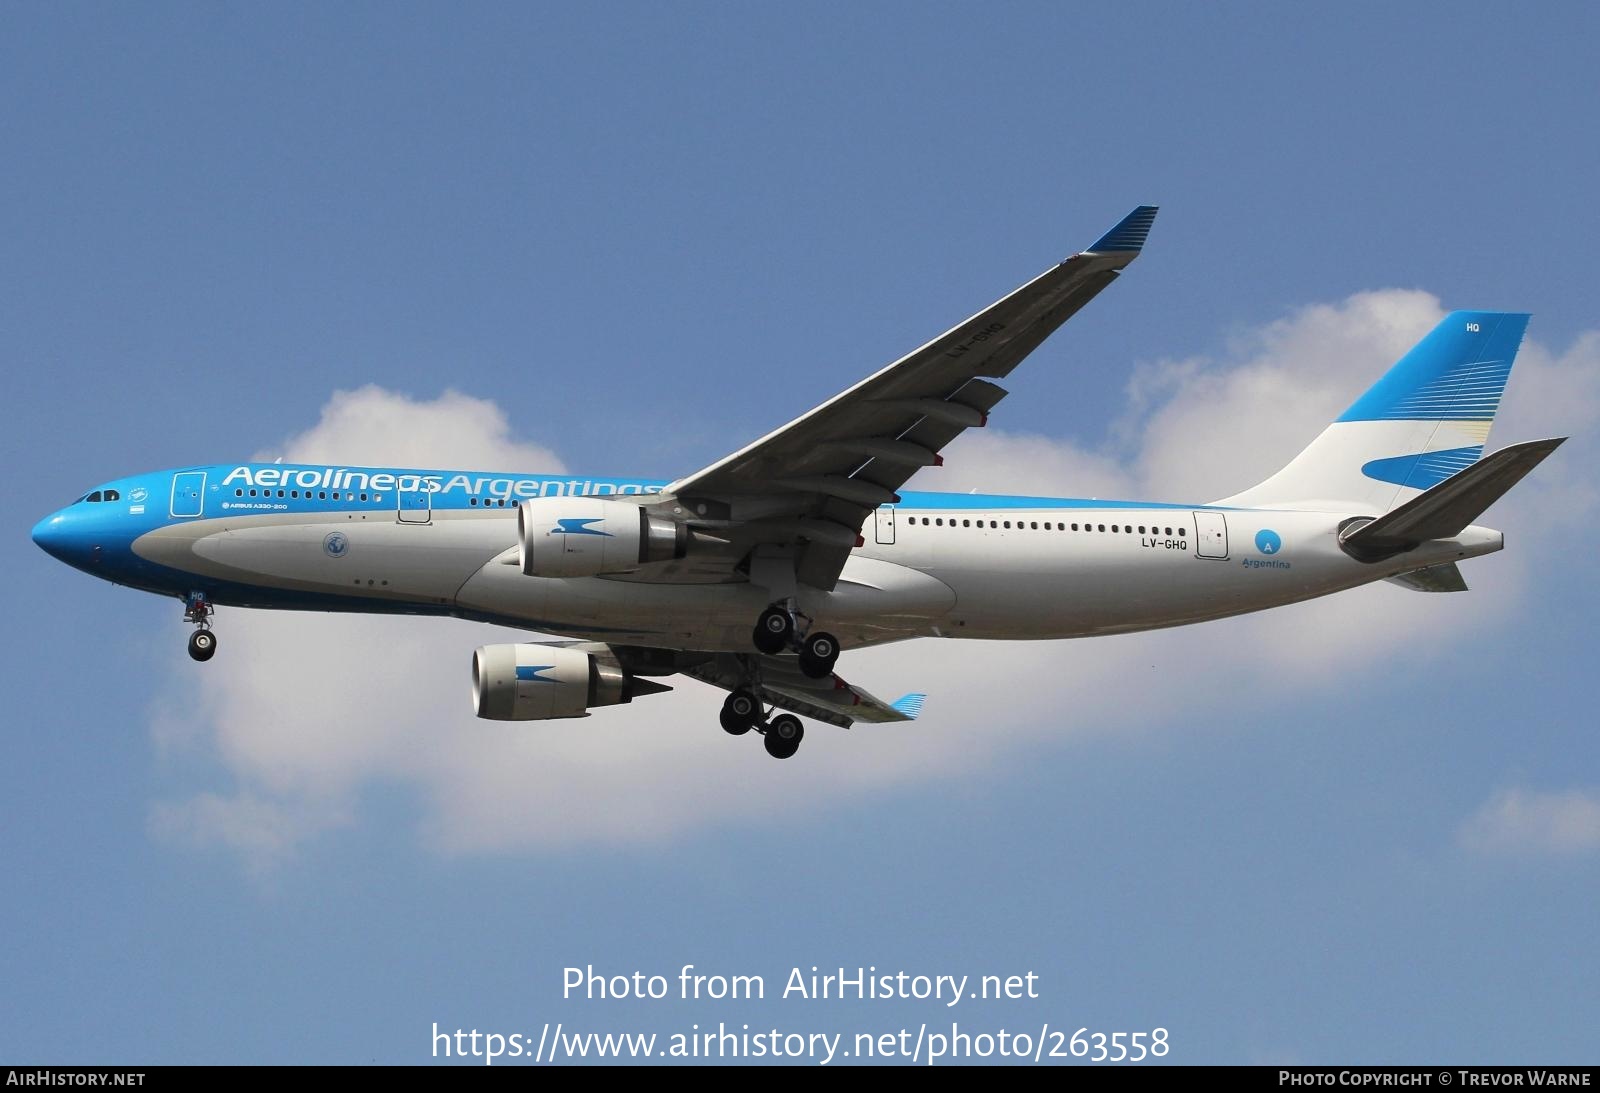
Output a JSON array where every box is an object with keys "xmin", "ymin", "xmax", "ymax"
[
  {"xmin": 149, "ymin": 791, "xmax": 351, "ymax": 874},
  {"xmin": 254, "ymin": 384, "xmax": 566, "ymax": 472},
  {"xmin": 1129, "ymin": 290, "xmax": 1450, "ymax": 502},
  {"xmin": 147, "ymin": 299, "xmax": 1600, "ymax": 865},
  {"xmin": 934, "ymin": 290, "xmax": 1455, "ymax": 506},
  {"xmin": 1459, "ymin": 787, "xmax": 1600, "ymax": 856}
]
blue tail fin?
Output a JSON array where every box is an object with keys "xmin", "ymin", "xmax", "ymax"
[
  {"xmin": 1217, "ymin": 311, "xmax": 1530, "ymax": 512},
  {"xmin": 1337, "ymin": 312, "xmax": 1528, "ymax": 427}
]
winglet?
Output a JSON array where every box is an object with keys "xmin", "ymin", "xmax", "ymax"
[
  {"xmin": 1087, "ymin": 205, "xmax": 1159, "ymax": 253},
  {"xmin": 890, "ymin": 693, "xmax": 927, "ymax": 719}
]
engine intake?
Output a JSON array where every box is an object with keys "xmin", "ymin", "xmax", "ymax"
[
  {"xmin": 517, "ymin": 498, "xmax": 688, "ymax": 577},
  {"xmin": 472, "ymin": 643, "xmax": 670, "ymax": 720}
]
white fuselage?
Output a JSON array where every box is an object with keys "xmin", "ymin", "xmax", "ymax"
[{"xmin": 116, "ymin": 475, "xmax": 1503, "ymax": 652}]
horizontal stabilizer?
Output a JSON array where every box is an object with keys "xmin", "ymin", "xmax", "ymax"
[
  {"xmin": 1342, "ymin": 437, "xmax": 1564, "ymax": 561},
  {"xmin": 1385, "ymin": 562, "xmax": 1469, "ymax": 593}
]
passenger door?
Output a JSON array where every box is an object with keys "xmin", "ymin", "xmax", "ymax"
[
  {"xmin": 1192, "ymin": 510, "xmax": 1228, "ymax": 559},
  {"xmin": 170, "ymin": 472, "xmax": 206, "ymax": 518}
]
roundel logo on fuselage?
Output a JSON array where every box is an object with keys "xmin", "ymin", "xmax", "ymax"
[
  {"xmin": 1255, "ymin": 528, "xmax": 1282, "ymax": 555},
  {"xmin": 324, "ymin": 532, "xmax": 350, "ymax": 558}
]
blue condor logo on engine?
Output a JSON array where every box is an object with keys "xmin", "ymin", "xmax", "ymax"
[
  {"xmin": 222, "ymin": 466, "xmax": 664, "ymax": 501},
  {"xmin": 552, "ymin": 518, "xmax": 611, "ymax": 536}
]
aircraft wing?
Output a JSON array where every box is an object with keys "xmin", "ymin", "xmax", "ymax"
[
  {"xmin": 660, "ymin": 206, "xmax": 1158, "ymax": 591},
  {"xmin": 678, "ymin": 651, "xmax": 925, "ymax": 728}
]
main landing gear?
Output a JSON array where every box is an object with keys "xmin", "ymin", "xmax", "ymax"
[
  {"xmin": 184, "ymin": 592, "xmax": 217, "ymax": 662},
  {"xmin": 718, "ymin": 689, "xmax": 806, "ymax": 760},
  {"xmin": 751, "ymin": 603, "xmax": 840, "ymax": 680}
]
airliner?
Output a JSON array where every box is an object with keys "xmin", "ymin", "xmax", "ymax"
[{"xmin": 31, "ymin": 207, "xmax": 1563, "ymax": 758}]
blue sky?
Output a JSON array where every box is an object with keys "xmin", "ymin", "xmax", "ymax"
[{"xmin": 4, "ymin": 3, "xmax": 1597, "ymax": 1065}]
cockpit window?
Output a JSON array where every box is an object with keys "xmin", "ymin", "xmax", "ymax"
[
  {"xmin": 104, "ymin": 489, "xmax": 120, "ymax": 502},
  {"xmin": 86, "ymin": 491, "xmax": 103, "ymax": 503}
]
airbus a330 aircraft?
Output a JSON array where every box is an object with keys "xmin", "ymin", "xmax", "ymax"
[{"xmin": 33, "ymin": 207, "xmax": 1564, "ymax": 758}]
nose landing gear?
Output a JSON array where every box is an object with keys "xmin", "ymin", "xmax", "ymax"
[
  {"xmin": 184, "ymin": 592, "xmax": 217, "ymax": 662},
  {"xmin": 187, "ymin": 629, "xmax": 217, "ymax": 662}
]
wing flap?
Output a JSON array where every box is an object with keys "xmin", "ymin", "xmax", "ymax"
[{"xmin": 679, "ymin": 652, "xmax": 922, "ymax": 728}]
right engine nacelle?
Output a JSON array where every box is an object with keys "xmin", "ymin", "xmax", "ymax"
[
  {"xmin": 473, "ymin": 643, "xmax": 663, "ymax": 720},
  {"xmin": 517, "ymin": 497, "xmax": 688, "ymax": 578}
]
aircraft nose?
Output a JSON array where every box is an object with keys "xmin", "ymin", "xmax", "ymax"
[
  {"xmin": 32, "ymin": 512, "xmax": 68, "ymax": 558},
  {"xmin": 32, "ymin": 510, "xmax": 88, "ymax": 566}
]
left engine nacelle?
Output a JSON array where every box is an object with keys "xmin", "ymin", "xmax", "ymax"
[
  {"xmin": 517, "ymin": 497, "xmax": 688, "ymax": 578},
  {"xmin": 473, "ymin": 643, "xmax": 656, "ymax": 720}
]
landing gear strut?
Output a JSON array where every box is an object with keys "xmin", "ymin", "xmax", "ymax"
[{"xmin": 184, "ymin": 591, "xmax": 217, "ymax": 662}]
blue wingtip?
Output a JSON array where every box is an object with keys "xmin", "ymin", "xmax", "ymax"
[
  {"xmin": 890, "ymin": 693, "xmax": 927, "ymax": 719},
  {"xmin": 1087, "ymin": 205, "xmax": 1159, "ymax": 253}
]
